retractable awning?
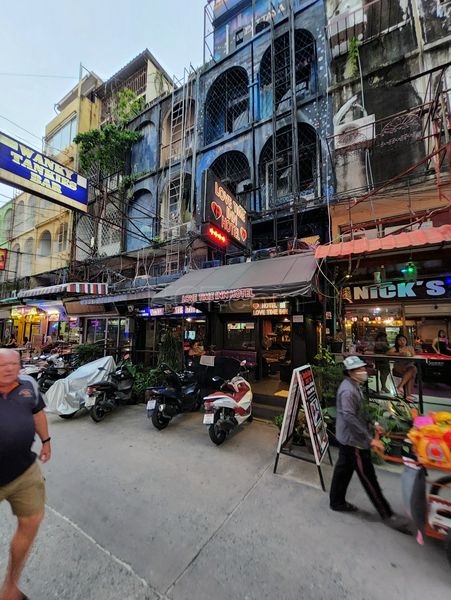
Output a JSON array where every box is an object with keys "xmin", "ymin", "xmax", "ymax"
[
  {"xmin": 152, "ymin": 253, "xmax": 317, "ymax": 305},
  {"xmin": 315, "ymin": 224, "xmax": 451, "ymax": 259},
  {"xmin": 17, "ymin": 282, "xmax": 108, "ymax": 299},
  {"xmin": 81, "ymin": 288, "xmax": 156, "ymax": 305}
]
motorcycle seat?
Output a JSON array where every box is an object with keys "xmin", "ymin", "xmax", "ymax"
[
  {"xmin": 93, "ymin": 382, "xmax": 118, "ymax": 392},
  {"xmin": 160, "ymin": 388, "xmax": 179, "ymax": 399}
]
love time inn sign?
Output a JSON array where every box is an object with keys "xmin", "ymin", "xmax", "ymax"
[
  {"xmin": 0, "ymin": 131, "xmax": 88, "ymax": 212},
  {"xmin": 203, "ymin": 171, "xmax": 248, "ymax": 248}
]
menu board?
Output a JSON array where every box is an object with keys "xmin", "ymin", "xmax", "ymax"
[{"xmin": 297, "ymin": 366, "xmax": 329, "ymax": 465}]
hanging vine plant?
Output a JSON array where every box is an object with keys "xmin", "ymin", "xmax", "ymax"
[{"xmin": 345, "ymin": 37, "xmax": 361, "ymax": 79}]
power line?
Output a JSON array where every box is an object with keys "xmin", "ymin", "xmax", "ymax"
[{"xmin": 0, "ymin": 72, "xmax": 78, "ymax": 80}]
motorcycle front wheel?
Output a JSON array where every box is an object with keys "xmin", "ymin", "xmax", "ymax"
[
  {"xmin": 209, "ymin": 412, "xmax": 227, "ymax": 445},
  {"xmin": 151, "ymin": 405, "xmax": 171, "ymax": 430}
]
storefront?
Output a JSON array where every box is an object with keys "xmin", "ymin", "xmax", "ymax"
[
  {"xmin": 151, "ymin": 253, "xmax": 322, "ymax": 390},
  {"xmin": 9, "ymin": 301, "xmax": 75, "ymax": 347}
]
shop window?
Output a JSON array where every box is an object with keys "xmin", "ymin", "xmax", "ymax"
[
  {"xmin": 57, "ymin": 222, "xmax": 69, "ymax": 253},
  {"xmin": 259, "ymin": 29, "xmax": 316, "ymax": 119},
  {"xmin": 204, "ymin": 67, "xmax": 249, "ymax": 145},
  {"xmin": 37, "ymin": 230, "xmax": 52, "ymax": 257},
  {"xmin": 225, "ymin": 321, "xmax": 256, "ymax": 350},
  {"xmin": 86, "ymin": 318, "xmax": 107, "ymax": 345}
]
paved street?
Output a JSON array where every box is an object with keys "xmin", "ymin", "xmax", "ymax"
[{"xmin": 1, "ymin": 407, "xmax": 450, "ymax": 600}]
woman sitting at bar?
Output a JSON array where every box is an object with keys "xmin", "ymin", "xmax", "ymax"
[
  {"xmin": 387, "ymin": 334, "xmax": 417, "ymax": 401},
  {"xmin": 432, "ymin": 330, "xmax": 451, "ymax": 355}
]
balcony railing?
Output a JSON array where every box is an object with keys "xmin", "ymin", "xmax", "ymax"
[{"xmin": 327, "ymin": 0, "xmax": 411, "ymax": 58}]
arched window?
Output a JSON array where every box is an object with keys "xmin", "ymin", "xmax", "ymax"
[
  {"xmin": 259, "ymin": 30, "xmax": 316, "ymax": 118},
  {"xmin": 2, "ymin": 209, "xmax": 13, "ymax": 241},
  {"xmin": 14, "ymin": 200, "xmax": 25, "ymax": 235},
  {"xmin": 160, "ymin": 174, "xmax": 192, "ymax": 234},
  {"xmin": 37, "ymin": 230, "xmax": 52, "ymax": 257},
  {"xmin": 209, "ymin": 151, "xmax": 251, "ymax": 208},
  {"xmin": 126, "ymin": 190, "xmax": 157, "ymax": 252},
  {"xmin": 204, "ymin": 68, "xmax": 249, "ymax": 145},
  {"xmin": 160, "ymin": 99, "xmax": 195, "ymax": 166},
  {"xmin": 9, "ymin": 243, "xmax": 21, "ymax": 280},
  {"xmin": 24, "ymin": 196, "xmax": 37, "ymax": 230},
  {"xmin": 131, "ymin": 121, "xmax": 156, "ymax": 174},
  {"xmin": 57, "ymin": 223, "xmax": 69, "ymax": 253},
  {"xmin": 259, "ymin": 123, "xmax": 318, "ymax": 207},
  {"xmin": 23, "ymin": 237, "xmax": 34, "ymax": 277}
]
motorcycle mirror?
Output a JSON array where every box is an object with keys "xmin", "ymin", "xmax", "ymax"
[
  {"xmin": 212, "ymin": 376, "xmax": 223, "ymax": 383},
  {"xmin": 240, "ymin": 360, "xmax": 247, "ymax": 366}
]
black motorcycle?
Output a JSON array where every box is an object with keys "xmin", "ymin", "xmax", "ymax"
[
  {"xmin": 146, "ymin": 363, "xmax": 202, "ymax": 430},
  {"xmin": 37, "ymin": 353, "xmax": 80, "ymax": 393},
  {"xmin": 86, "ymin": 363, "xmax": 135, "ymax": 422}
]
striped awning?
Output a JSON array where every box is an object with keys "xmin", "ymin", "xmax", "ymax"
[{"xmin": 17, "ymin": 282, "xmax": 108, "ymax": 299}]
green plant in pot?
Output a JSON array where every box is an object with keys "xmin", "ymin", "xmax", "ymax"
[{"xmin": 158, "ymin": 328, "xmax": 183, "ymax": 371}]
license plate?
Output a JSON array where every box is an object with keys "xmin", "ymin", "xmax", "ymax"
[
  {"xmin": 147, "ymin": 400, "xmax": 156, "ymax": 411},
  {"xmin": 85, "ymin": 396, "xmax": 96, "ymax": 408},
  {"xmin": 203, "ymin": 413, "xmax": 214, "ymax": 425}
]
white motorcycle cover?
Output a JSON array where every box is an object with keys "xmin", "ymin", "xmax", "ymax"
[{"xmin": 44, "ymin": 356, "xmax": 116, "ymax": 415}]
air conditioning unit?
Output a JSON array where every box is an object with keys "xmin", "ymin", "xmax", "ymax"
[
  {"xmin": 334, "ymin": 114, "xmax": 375, "ymax": 153},
  {"xmin": 201, "ymin": 260, "xmax": 221, "ymax": 269}
]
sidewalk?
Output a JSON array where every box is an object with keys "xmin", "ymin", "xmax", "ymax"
[{"xmin": 1, "ymin": 410, "xmax": 450, "ymax": 600}]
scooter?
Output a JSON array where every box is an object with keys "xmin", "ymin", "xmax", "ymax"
[
  {"xmin": 37, "ymin": 353, "xmax": 79, "ymax": 393},
  {"xmin": 146, "ymin": 363, "xmax": 202, "ymax": 430},
  {"xmin": 203, "ymin": 361, "xmax": 253, "ymax": 445},
  {"xmin": 86, "ymin": 362, "xmax": 135, "ymax": 422}
]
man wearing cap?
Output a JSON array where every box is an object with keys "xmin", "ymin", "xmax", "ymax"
[
  {"xmin": 329, "ymin": 355, "xmax": 408, "ymax": 532},
  {"xmin": 0, "ymin": 349, "xmax": 51, "ymax": 600}
]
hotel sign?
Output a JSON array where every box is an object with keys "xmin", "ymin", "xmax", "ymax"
[
  {"xmin": 182, "ymin": 288, "xmax": 254, "ymax": 304},
  {"xmin": 204, "ymin": 171, "xmax": 248, "ymax": 248},
  {"xmin": 344, "ymin": 278, "xmax": 451, "ymax": 302},
  {"xmin": 252, "ymin": 301, "xmax": 289, "ymax": 316},
  {"xmin": 0, "ymin": 131, "xmax": 88, "ymax": 212}
]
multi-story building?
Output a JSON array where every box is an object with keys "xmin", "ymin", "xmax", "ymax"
[{"xmin": 316, "ymin": 0, "xmax": 451, "ymax": 362}]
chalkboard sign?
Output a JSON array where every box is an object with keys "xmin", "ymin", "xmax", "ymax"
[{"xmin": 274, "ymin": 365, "xmax": 331, "ymax": 491}]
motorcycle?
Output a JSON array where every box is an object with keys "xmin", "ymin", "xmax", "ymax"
[
  {"xmin": 86, "ymin": 361, "xmax": 135, "ymax": 422},
  {"xmin": 146, "ymin": 362, "xmax": 202, "ymax": 430},
  {"xmin": 203, "ymin": 361, "xmax": 253, "ymax": 445},
  {"xmin": 37, "ymin": 353, "xmax": 79, "ymax": 393}
]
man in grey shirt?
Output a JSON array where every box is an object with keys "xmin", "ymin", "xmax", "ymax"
[{"xmin": 329, "ymin": 356, "xmax": 409, "ymax": 532}]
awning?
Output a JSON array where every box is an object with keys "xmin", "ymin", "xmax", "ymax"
[
  {"xmin": 315, "ymin": 224, "xmax": 451, "ymax": 259},
  {"xmin": 152, "ymin": 253, "xmax": 317, "ymax": 305},
  {"xmin": 80, "ymin": 288, "xmax": 156, "ymax": 305},
  {"xmin": 17, "ymin": 282, "xmax": 108, "ymax": 299}
]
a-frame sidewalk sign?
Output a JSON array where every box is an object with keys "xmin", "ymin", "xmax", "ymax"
[{"xmin": 274, "ymin": 364, "xmax": 333, "ymax": 491}]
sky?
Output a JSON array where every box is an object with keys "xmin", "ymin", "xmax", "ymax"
[{"xmin": 0, "ymin": 0, "xmax": 207, "ymax": 205}]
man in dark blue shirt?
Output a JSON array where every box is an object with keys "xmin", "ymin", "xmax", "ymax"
[{"xmin": 0, "ymin": 349, "xmax": 51, "ymax": 600}]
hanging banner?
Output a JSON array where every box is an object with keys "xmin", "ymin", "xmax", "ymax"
[
  {"xmin": 0, "ymin": 131, "xmax": 88, "ymax": 212},
  {"xmin": 274, "ymin": 364, "xmax": 331, "ymax": 491}
]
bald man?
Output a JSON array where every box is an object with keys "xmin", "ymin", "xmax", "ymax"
[{"xmin": 0, "ymin": 349, "xmax": 51, "ymax": 600}]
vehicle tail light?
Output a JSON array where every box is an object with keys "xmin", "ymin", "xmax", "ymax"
[{"xmin": 204, "ymin": 401, "xmax": 213, "ymax": 411}]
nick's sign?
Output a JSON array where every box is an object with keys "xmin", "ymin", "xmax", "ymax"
[{"xmin": 344, "ymin": 278, "xmax": 451, "ymax": 302}]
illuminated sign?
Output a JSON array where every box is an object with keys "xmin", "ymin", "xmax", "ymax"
[
  {"xmin": 182, "ymin": 288, "xmax": 254, "ymax": 304},
  {"xmin": 138, "ymin": 305, "xmax": 202, "ymax": 317},
  {"xmin": 204, "ymin": 171, "xmax": 248, "ymax": 248},
  {"xmin": 0, "ymin": 131, "xmax": 88, "ymax": 212},
  {"xmin": 344, "ymin": 278, "xmax": 451, "ymax": 303},
  {"xmin": 252, "ymin": 301, "xmax": 289, "ymax": 317},
  {"xmin": 208, "ymin": 225, "xmax": 228, "ymax": 245},
  {"xmin": 0, "ymin": 248, "xmax": 7, "ymax": 271}
]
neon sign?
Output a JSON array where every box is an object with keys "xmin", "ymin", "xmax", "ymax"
[{"xmin": 182, "ymin": 288, "xmax": 254, "ymax": 304}]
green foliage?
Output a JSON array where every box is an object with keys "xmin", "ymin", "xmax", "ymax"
[
  {"xmin": 313, "ymin": 346, "xmax": 335, "ymax": 366},
  {"xmin": 132, "ymin": 367, "xmax": 162, "ymax": 400},
  {"xmin": 74, "ymin": 88, "xmax": 144, "ymax": 181},
  {"xmin": 158, "ymin": 328, "xmax": 183, "ymax": 371},
  {"xmin": 274, "ymin": 414, "xmax": 284, "ymax": 430},
  {"xmin": 312, "ymin": 364, "xmax": 343, "ymax": 408},
  {"xmin": 73, "ymin": 343, "xmax": 104, "ymax": 365},
  {"xmin": 346, "ymin": 37, "xmax": 361, "ymax": 78}
]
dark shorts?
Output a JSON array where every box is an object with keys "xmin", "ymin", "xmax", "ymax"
[{"xmin": 0, "ymin": 461, "xmax": 46, "ymax": 517}]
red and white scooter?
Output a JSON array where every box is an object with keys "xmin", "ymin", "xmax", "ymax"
[{"xmin": 203, "ymin": 361, "xmax": 253, "ymax": 445}]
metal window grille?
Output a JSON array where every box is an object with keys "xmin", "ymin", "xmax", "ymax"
[
  {"xmin": 204, "ymin": 67, "xmax": 249, "ymax": 145},
  {"xmin": 209, "ymin": 151, "xmax": 251, "ymax": 206},
  {"xmin": 160, "ymin": 99, "xmax": 195, "ymax": 166}
]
